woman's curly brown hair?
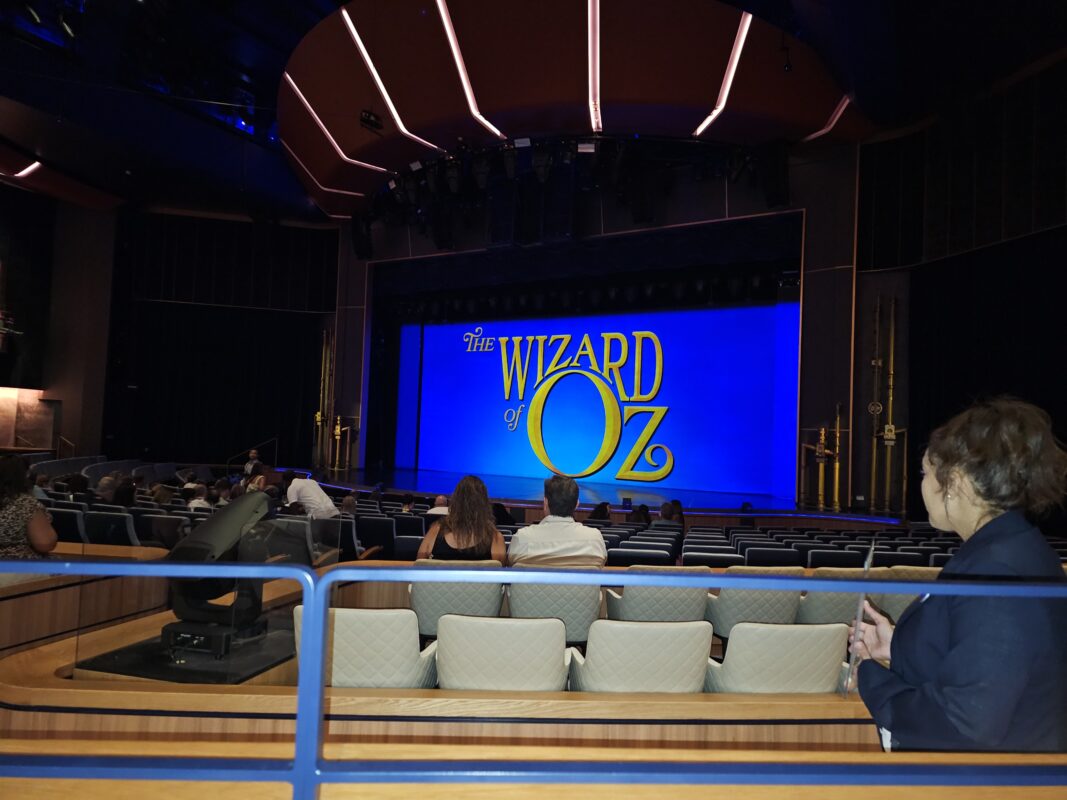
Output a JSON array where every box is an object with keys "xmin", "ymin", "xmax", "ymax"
[{"xmin": 927, "ymin": 397, "xmax": 1067, "ymax": 516}]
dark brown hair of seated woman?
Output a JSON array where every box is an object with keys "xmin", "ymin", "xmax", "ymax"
[{"xmin": 435, "ymin": 475, "xmax": 497, "ymax": 553}]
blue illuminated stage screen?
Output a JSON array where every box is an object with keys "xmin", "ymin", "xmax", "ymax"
[{"xmin": 395, "ymin": 304, "xmax": 800, "ymax": 505}]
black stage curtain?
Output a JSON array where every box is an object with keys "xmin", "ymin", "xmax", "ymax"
[{"xmin": 908, "ymin": 223, "xmax": 1067, "ymax": 524}]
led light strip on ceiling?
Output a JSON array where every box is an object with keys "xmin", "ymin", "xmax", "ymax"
[
  {"xmin": 588, "ymin": 0, "xmax": 602, "ymax": 133},
  {"xmin": 0, "ymin": 161, "xmax": 42, "ymax": 179},
  {"xmin": 801, "ymin": 95, "xmax": 851, "ymax": 142},
  {"xmin": 281, "ymin": 140, "xmax": 364, "ymax": 197},
  {"xmin": 436, "ymin": 0, "xmax": 505, "ymax": 140},
  {"xmin": 692, "ymin": 12, "xmax": 753, "ymax": 137},
  {"xmin": 341, "ymin": 7, "xmax": 444, "ymax": 153},
  {"xmin": 283, "ymin": 73, "xmax": 389, "ymax": 173}
]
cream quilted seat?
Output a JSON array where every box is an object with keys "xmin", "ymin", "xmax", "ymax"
[
  {"xmin": 605, "ymin": 566, "xmax": 712, "ymax": 622},
  {"xmin": 409, "ymin": 559, "xmax": 505, "ymax": 637},
  {"xmin": 704, "ymin": 622, "xmax": 848, "ymax": 693},
  {"xmin": 876, "ymin": 565, "xmax": 942, "ymax": 623},
  {"xmin": 796, "ymin": 567, "xmax": 892, "ymax": 625},
  {"xmin": 704, "ymin": 566, "xmax": 804, "ymax": 640},
  {"xmin": 292, "ymin": 607, "xmax": 437, "ymax": 688},
  {"xmin": 436, "ymin": 614, "xmax": 570, "ymax": 691},
  {"xmin": 507, "ymin": 566, "xmax": 603, "ymax": 644},
  {"xmin": 568, "ymin": 619, "xmax": 713, "ymax": 693}
]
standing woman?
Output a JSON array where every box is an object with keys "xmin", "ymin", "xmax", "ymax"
[
  {"xmin": 0, "ymin": 456, "xmax": 58, "ymax": 559},
  {"xmin": 851, "ymin": 398, "xmax": 1067, "ymax": 751},
  {"xmin": 416, "ymin": 475, "xmax": 506, "ymax": 562}
]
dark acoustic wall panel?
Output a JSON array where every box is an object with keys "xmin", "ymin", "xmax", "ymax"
[
  {"xmin": 103, "ymin": 211, "xmax": 338, "ymax": 466},
  {"xmin": 858, "ymin": 61, "xmax": 1067, "ymax": 271}
]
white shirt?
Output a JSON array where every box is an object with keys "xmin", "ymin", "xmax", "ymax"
[
  {"xmin": 286, "ymin": 478, "xmax": 340, "ymax": 520},
  {"xmin": 508, "ymin": 515, "xmax": 607, "ymax": 568},
  {"xmin": 188, "ymin": 498, "xmax": 212, "ymax": 510}
]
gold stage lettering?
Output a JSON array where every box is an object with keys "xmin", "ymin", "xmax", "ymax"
[{"xmin": 484, "ymin": 329, "xmax": 673, "ymax": 482}]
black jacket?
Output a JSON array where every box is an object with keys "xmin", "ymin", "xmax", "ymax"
[{"xmin": 858, "ymin": 510, "xmax": 1067, "ymax": 751}]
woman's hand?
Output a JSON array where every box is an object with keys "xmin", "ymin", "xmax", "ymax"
[{"xmin": 849, "ymin": 600, "xmax": 893, "ymax": 663}]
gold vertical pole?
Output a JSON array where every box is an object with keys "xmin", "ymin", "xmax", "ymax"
[
  {"xmin": 832, "ymin": 404, "xmax": 842, "ymax": 512},
  {"xmin": 869, "ymin": 295, "xmax": 882, "ymax": 512},
  {"xmin": 883, "ymin": 297, "xmax": 897, "ymax": 514},
  {"xmin": 331, "ymin": 415, "xmax": 342, "ymax": 473},
  {"xmin": 816, "ymin": 427, "xmax": 827, "ymax": 512}
]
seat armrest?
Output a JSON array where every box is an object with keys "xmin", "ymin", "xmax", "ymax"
[{"xmin": 704, "ymin": 658, "xmax": 723, "ymax": 692}]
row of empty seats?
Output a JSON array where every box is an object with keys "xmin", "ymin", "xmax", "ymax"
[{"xmin": 295, "ymin": 608, "xmax": 849, "ymax": 694}]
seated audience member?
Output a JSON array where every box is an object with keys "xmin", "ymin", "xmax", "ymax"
[
  {"xmin": 243, "ymin": 448, "xmax": 261, "ymax": 476},
  {"xmin": 340, "ymin": 494, "xmax": 357, "ymax": 516},
  {"xmin": 401, "ymin": 493, "xmax": 415, "ymax": 513},
  {"xmin": 629, "ymin": 503, "xmax": 652, "ymax": 526},
  {"xmin": 671, "ymin": 498, "xmax": 687, "ymax": 531},
  {"xmin": 650, "ymin": 501, "xmax": 677, "ymax": 528},
  {"xmin": 152, "ymin": 484, "xmax": 175, "ymax": 506},
  {"xmin": 508, "ymin": 476, "xmax": 607, "ymax": 568},
  {"xmin": 284, "ymin": 471, "xmax": 340, "ymax": 520},
  {"xmin": 188, "ymin": 485, "xmax": 212, "ymax": 510},
  {"xmin": 214, "ymin": 478, "xmax": 232, "ymax": 506},
  {"xmin": 228, "ymin": 483, "xmax": 245, "ymax": 501},
  {"xmin": 492, "ymin": 502, "xmax": 515, "ymax": 526},
  {"xmin": 31, "ymin": 473, "xmax": 49, "ymax": 500},
  {"xmin": 112, "ymin": 479, "xmax": 137, "ymax": 508},
  {"xmin": 244, "ymin": 463, "xmax": 268, "ymax": 493},
  {"xmin": 66, "ymin": 473, "xmax": 90, "ymax": 500},
  {"xmin": 368, "ymin": 484, "xmax": 385, "ymax": 505},
  {"xmin": 416, "ymin": 475, "xmax": 505, "ymax": 561},
  {"xmin": 587, "ymin": 501, "xmax": 611, "ymax": 521},
  {"xmin": 0, "ymin": 456, "xmax": 57, "ymax": 559},
  {"xmin": 426, "ymin": 495, "xmax": 449, "ymax": 517},
  {"xmin": 95, "ymin": 476, "xmax": 117, "ymax": 504},
  {"xmin": 851, "ymin": 398, "xmax": 1067, "ymax": 752}
]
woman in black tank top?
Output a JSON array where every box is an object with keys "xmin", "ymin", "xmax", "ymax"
[{"xmin": 416, "ymin": 475, "xmax": 506, "ymax": 562}]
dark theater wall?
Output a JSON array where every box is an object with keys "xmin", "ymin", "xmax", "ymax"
[{"xmin": 101, "ymin": 211, "xmax": 338, "ymax": 467}]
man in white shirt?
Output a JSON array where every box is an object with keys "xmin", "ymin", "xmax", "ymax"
[
  {"xmin": 425, "ymin": 494, "xmax": 449, "ymax": 517},
  {"xmin": 508, "ymin": 475, "xmax": 607, "ymax": 568},
  {"xmin": 187, "ymin": 484, "xmax": 212, "ymax": 510},
  {"xmin": 283, "ymin": 471, "xmax": 339, "ymax": 520}
]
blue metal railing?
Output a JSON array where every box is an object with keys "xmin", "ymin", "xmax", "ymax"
[{"xmin": 0, "ymin": 559, "xmax": 1065, "ymax": 798}]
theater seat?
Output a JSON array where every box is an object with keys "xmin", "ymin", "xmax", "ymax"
[
  {"xmin": 50, "ymin": 508, "xmax": 87, "ymax": 544},
  {"xmin": 293, "ymin": 607, "xmax": 436, "ymax": 689},
  {"xmin": 84, "ymin": 511, "xmax": 140, "ymax": 546},
  {"xmin": 607, "ymin": 548, "xmax": 673, "ymax": 567},
  {"xmin": 436, "ymin": 614, "xmax": 569, "ymax": 691},
  {"xmin": 704, "ymin": 623, "xmax": 848, "ymax": 693},
  {"xmin": 796, "ymin": 567, "xmax": 892, "ymax": 625},
  {"xmin": 568, "ymin": 619, "xmax": 713, "ymax": 693},
  {"xmin": 508, "ymin": 566, "xmax": 602, "ymax": 644},
  {"xmin": 605, "ymin": 566, "xmax": 712, "ymax": 622},
  {"xmin": 704, "ymin": 566, "xmax": 804, "ymax": 640},
  {"xmin": 409, "ymin": 559, "xmax": 504, "ymax": 638},
  {"xmin": 876, "ymin": 566, "xmax": 942, "ymax": 622},
  {"xmin": 682, "ymin": 552, "xmax": 744, "ymax": 567}
]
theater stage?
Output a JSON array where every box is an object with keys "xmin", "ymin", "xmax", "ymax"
[{"xmin": 297, "ymin": 466, "xmax": 904, "ymax": 525}]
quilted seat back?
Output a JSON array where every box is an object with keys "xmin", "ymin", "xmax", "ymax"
[
  {"xmin": 796, "ymin": 567, "xmax": 892, "ymax": 625},
  {"xmin": 704, "ymin": 566, "xmax": 804, "ymax": 638},
  {"xmin": 507, "ymin": 566, "xmax": 603, "ymax": 643},
  {"xmin": 437, "ymin": 614, "xmax": 568, "ymax": 691},
  {"xmin": 606, "ymin": 566, "xmax": 712, "ymax": 622},
  {"xmin": 875, "ymin": 566, "xmax": 942, "ymax": 623},
  {"xmin": 293, "ymin": 606, "xmax": 437, "ymax": 688},
  {"xmin": 704, "ymin": 622, "xmax": 848, "ymax": 693},
  {"xmin": 570, "ymin": 619, "xmax": 712, "ymax": 693},
  {"xmin": 409, "ymin": 559, "xmax": 504, "ymax": 636}
]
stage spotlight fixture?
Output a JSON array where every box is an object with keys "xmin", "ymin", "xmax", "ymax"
[{"xmin": 360, "ymin": 109, "xmax": 384, "ymax": 133}]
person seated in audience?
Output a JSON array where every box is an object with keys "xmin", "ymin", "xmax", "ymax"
[
  {"xmin": 340, "ymin": 494, "xmax": 357, "ymax": 516},
  {"xmin": 243, "ymin": 448, "xmax": 261, "ymax": 476},
  {"xmin": 492, "ymin": 502, "xmax": 515, "ymax": 526},
  {"xmin": 31, "ymin": 473, "xmax": 49, "ymax": 500},
  {"xmin": 151, "ymin": 484, "xmax": 175, "ymax": 506},
  {"xmin": 851, "ymin": 398, "xmax": 1067, "ymax": 752},
  {"xmin": 508, "ymin": 475, "xmax": 607, "ymax": 568},
  {"xmin": 228, "ymin": 482, "xmax": 245, "ymax": 501},
  {"xmin": 670, "ymin": 498, "xmax": 687, "ymax": 531},
  {"xmin": 112, "ymin": 479, "xmax": 137, "ymax": 508},
  {"xmin": 587, "ymin": 501, "xmax": 611, "ymax": 521},
  {"xmin": 426, "ymin": 494, "xmax": 449, "ymax": 518},
  {"xmin": 283, "ymin": 470, "xmax": 339, "ymax": 520},
  {"xmin": 650, "ymin": 501, "xmax": 677, "ymax": 528},
  {"xmin": 244, "ymin": 463, "xmax": 268, "ymax": 493},
  {"xmin": 400, "ymin": 493, "xmax": 415, "ymax": 513},
  {"xmin": 94, "ymin": 476, "xmax": 117, "ymax": 504},
  {"xmin": 416, "ymin": 475, "xmax": 505, "ymax": 561},
  {"xmin": 629, "ymin": 503, "xmax": 652, "ymax": 526},
  {"xmin": 214, "ymin": 478, "xmax": 232, "ymax": 506},
  {"xmin": 66, "ymin": 472, "xmax": 90, "ymax": 501},
  {"xmin": 0, "ymin": 456, "xmax": 57, "ymax": 559},
  {"xmin": 187, "ymin": 484, "xmax": 211, "ymax": 510}
]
